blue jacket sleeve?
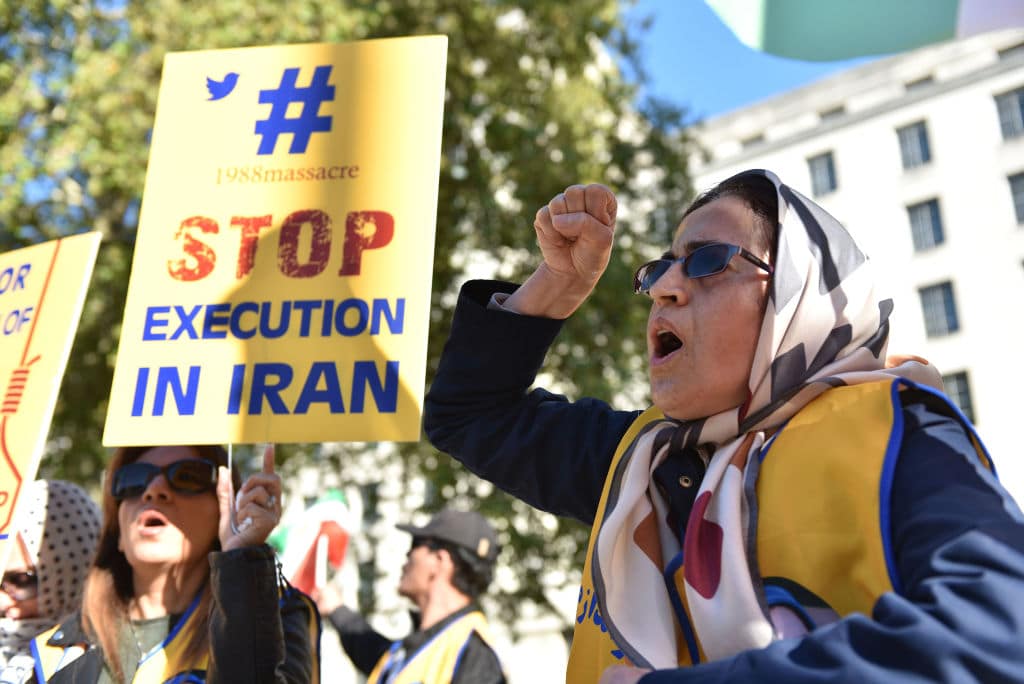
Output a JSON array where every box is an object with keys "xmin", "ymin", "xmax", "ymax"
[
  {"xmin": 423, "ymin": 280, "xmax": 641, "ymax": 525},
  {"xmin": 639, "ymin": 399, "xmax": 1024, "ymax": 683}
]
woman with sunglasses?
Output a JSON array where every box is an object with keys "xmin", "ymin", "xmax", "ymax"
[
  {"xmin": 424, "ymin": 169, "xmax": 1024, "ymax": 683},
  {"xmin": 0, "ymin": 481, "xmax": 101, "ymax": 684},
  {"xmin": 27, "ymin": 444, "xmax": 318, "ymax": 683}
]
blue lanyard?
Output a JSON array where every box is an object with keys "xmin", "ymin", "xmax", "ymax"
[
  {"xmin": 378, "ymin": 641, "xmax": 406, "ymax": 684},
  {"xmin": 137, "ymin": 590, "xmax": 203, "ymax": 666}
]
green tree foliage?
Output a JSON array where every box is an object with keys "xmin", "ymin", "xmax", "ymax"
[{"xmin": 0, "ymin": 0, "xmax": 695, "ymax": 627}]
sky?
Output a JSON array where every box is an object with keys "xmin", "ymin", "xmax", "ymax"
[{"xmin": 623, "ymin": 0, "xmax": 877, "ymax": 120}]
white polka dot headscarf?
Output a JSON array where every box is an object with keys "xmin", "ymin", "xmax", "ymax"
[
  {"xmin": 0, "ymin": 480, "xmax": 101, "ymax": 665},
  {"xmin": 16, "ymin": 480, "xmax": 101, "ymax": 620}
]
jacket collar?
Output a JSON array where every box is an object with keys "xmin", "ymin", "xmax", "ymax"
[{"xmin": 46, "ymin": 611, "xmax": 89, "ymax": 647}]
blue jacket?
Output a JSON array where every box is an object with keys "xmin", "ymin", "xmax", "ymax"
[{"xmin": 424, "ymin": 280, "xmax": 1024, "ymax": 683}]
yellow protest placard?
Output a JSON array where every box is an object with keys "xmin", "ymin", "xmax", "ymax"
[
  {"xmin": 103, "ymin": 36, "xmax": 448, "ymax": 446},
  {"xmin": 0, "ymin": 232, "xmax": 101, "ymax": 562}
]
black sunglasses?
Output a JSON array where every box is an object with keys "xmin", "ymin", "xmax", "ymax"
[
  {"xmin": 1, "ymin": 570, "xmax": 38, "ymax": 600},
  {"xmin": 633, "ymin": 242, "xmax": 773, "ymax": 295},
  {"xmin": 111, "ymin": 459, "xmax": 218, "ymax": 500}
]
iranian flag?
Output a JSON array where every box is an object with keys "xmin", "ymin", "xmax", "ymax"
[
  {"xmin": 272, "ymin": 490, "xmax": 353, "ymax": 594},
  {"xmin": 707, "ymin": 0, "xmax": 1024, "ymax": 61}
]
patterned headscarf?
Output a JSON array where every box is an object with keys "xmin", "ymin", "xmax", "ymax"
[
  {"xmin": 591, "ymin": 169, "xmax": 942, "ymax": 668},
  {"xmin": 0, "ymin": 480, "xmax": 101, "ymax": 665}
]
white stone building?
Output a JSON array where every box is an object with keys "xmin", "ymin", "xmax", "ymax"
[{"xmin": 690, "ymin": 29, "xmax": 1024, "ymax": 504}]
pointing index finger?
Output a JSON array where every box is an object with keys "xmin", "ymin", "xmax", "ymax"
[{"xmin": 263, "ymin": 443, "xmax": 276, "ymax": 475}]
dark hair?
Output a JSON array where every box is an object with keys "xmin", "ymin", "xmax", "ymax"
[
  {"xmin": 682, "ymin": 171, "xmax": 779, "ymax": 265},
  {"xmin": 434, "ymin": 540, "xmax": 494, "ymax": 599},
  {"xmin": 81, "ymin": 445, "xmax": 241, "ymax": 680}
]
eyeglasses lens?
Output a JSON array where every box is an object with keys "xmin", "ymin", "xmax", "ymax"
[
  {"xmin": 635, "ymin": 261, "xmax": 666, "ymax": 294},
  {"xmin": 168, "ymin": 461, "xmax": 216, "ymax": 492},
  {"xmin": 684, "ymin": 244, "xmax": 733, "ymax": 278}
]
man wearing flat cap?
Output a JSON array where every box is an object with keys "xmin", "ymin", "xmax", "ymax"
[{"xmin": 317, "ymin": 508, "xmax": 506, "ymax": 683}]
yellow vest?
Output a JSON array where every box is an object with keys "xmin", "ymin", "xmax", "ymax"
[
  {"xmin": 366, "ymin": 610, "xmax": 492, "ymax": 684},
  {"xmin": 31, "ymin": 595, "xmax": 208, "ymax": 683},
  {"xmin": 566, "ymin": 379, "xmax": 989, "ymax": 683}
]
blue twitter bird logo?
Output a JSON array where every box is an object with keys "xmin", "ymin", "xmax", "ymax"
[{"xmin": 206, "ymin": 72, "xmax": 239, "ymax": 100}]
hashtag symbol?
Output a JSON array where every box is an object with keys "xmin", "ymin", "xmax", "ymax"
[{"xmin": 254, "ymin": 65, "xmax": 335, "ymax": 155}]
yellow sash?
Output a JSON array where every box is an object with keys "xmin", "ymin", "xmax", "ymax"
[
  {"xmin": 366, "ymin": 610, "xmax": 492, "ymax": 684},
  {"xmin": 566, "ymin": 380, "xmax": 989, "ymax": 682},
  {"xmin": 567, "ymin": 406, "xmax": 664, "ymax": 682}
]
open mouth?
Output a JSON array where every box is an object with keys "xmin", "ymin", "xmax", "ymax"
[
  {"xmin": 138, "ymin": 509, "xmax": 169, "ymax": 529},
  {"xmin": 653, "ymin": 329, "xmax": 684, "ymax": 358}
]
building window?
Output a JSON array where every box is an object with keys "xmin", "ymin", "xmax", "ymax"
[
  {"xmin": 905, "ymin": 76, "xmax": 934, "ymax": 91},
  {"xmin": 1009, "ymin": 172, "xmax": 1024, "ymax": 223},
  {"xmin": 995, "ymin": 87, "xmax": 1024, "ymax": 139},
  {"xmin": 741, "ymin": 134, "xmax": 764, "ymax": 149},
  {"xmin": 807, "ymin": 152, "xmax": 837, "ymax": 196},
  {"xmin": 918, "ymin": 281, "xmax": 959, "ymax": 337},
  {"xmin": 942, "ymin": 371, "xmax": 975, "ymax": 423},
  {"xmin": 819, "ymin": 106, "xmax": 845, "ymax": 121},
  {"xmin": 999, "ymin": 42, "xmax": 1024, "ymax": 60},
  {"xmin": 897, "ymin": 121, "xmax": 931, "ymax": 168},
  {"xmin": 907, "ymin": 199, "xmax": 944, "ymax": 251}
]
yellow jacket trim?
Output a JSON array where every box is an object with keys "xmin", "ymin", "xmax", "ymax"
[{"xmin": 366, "ymin": 610, "xmax": 492, "ymax": 684}]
